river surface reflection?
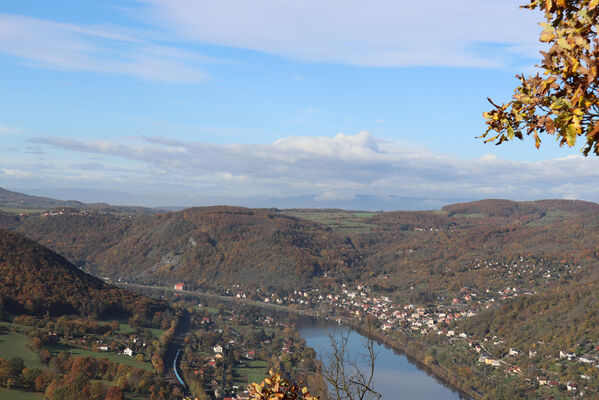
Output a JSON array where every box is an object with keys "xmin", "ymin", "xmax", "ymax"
[{"xmin": 295, "ymin": 317, "xmax": 465, "ymax": 400}]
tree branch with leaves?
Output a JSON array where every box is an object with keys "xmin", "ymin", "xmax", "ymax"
[{"xmin": 482, "ymin": 0, "xmax": 599, "ymax": 155}]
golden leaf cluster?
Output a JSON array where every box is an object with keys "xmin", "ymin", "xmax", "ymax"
[
  {"xmin": 482, "ymin": 0, "xmax": 599, "ymax": 155},
  {"xmin": 247, "ymin": 370, "xmax": 319, "ymax": 400}
]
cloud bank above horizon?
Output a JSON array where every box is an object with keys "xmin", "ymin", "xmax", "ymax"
[{"xmin": 1, "ymin": 132, "xmax": 595, "ymax": 207}]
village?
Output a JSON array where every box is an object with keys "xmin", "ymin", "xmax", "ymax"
[{"xmin": 193, "ymin": 256, "xmax": 596, "ymax": 399}]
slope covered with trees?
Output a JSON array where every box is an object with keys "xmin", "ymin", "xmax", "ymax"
[
  {"xmin": 0, "ymin": 229, "xmax": 169, "ymax": 320},
  {"xmin": 2, "ymin": 199, "xmax": 599, "ymax": 299},
  {"xmin": 0, "ymin": 207, "xmax": 361, "ymax": 292}
]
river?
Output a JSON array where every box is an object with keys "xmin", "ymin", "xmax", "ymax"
[
  {"xmin": 125, "ymin": 287, "xmax": 469, "ymax": 399},
  {"xmin": 296, "ymin": 317, "xmax": 466, "ymax": 400}
]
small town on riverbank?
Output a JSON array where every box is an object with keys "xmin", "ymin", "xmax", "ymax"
[{"xmin": 160, "ymin": 256, "xmax": 594, "ymax": 399}]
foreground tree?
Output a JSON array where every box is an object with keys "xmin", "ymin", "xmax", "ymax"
[
  {"xmin": 248, "ymin": 325, "xmax": 379, "ymax": 400},
  {"xmin": 322, "ymin": 326, "xmax": 380, "ymax": 400},
  {"xmin": 482, "ymin": 0, "xmax": 599, "ymax": 155},
  {"xmin": 248, "ymin": 370, "xmax": 319, "ymax": 400}
]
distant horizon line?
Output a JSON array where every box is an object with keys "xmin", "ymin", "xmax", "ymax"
[{"xmin": 2, "ymin": 186, "xmax": 596, "ymax": 213}]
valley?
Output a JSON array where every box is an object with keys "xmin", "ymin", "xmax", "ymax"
[{"xmin": 1, "ymin": 190, "xmax": 599, "ymax": 399}]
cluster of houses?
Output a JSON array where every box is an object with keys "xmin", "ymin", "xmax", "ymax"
[
  {"xmin": 185, "ymin": 312, "xmax": 306, "ymax": 400},
  {"xmin": 41, "ymin": 208, "xmax": 86, "ymax": 217},
  {"xmin": 466, "ymin": 257, "xmax": 580, "ymax": 285},
  {"xmin": 46, "ymin": 329, "xmax": 147, "ymax": 360},
  {"xmin": 206, "ymin": 256, "xmax": 587, "ymax": 398}
]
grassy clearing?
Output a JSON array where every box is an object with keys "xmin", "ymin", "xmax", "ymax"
[
  {"xmin": 233, "ymin": 359, "xmax": 268, "ymax": 387},
  {"xmin": 281, "ymin": 210, "xmax": 377, "ymax": 233},
  {"xmin": 198, "ymin": 305, "xmax": 219, "ymax": 315},
  {"xmin": 97, "ymin": 319, "xmax": 164, "ymax": 339},
  {"xmin": 47, "ymin": 344, "xmax": 152, "ymax": 371},
  {"xmin": 118, "ymin": 322, "xmax": 136, "ymax": 335},
  {"xmin": 0, "ymin": 331, "xmax": 43, "ymax": 369},
  {"xmin": 527, "ymin": 210, "xmax": 577, "ymax": 227},
  {"xmin": 0, "ymin": 207, "xmax": 44, "ymax": 214},
  {"xmin": 148, "ymin": 327, "xmax": 165, "ymax": 339},
  {"xmin": 0, "ymin": 388, "xmax": 44, "ymax": 400},
  {"xmin": 0, "ymin": 321, "xmax": 35, "ymax": 332},
  {"xmin": 352, "ymin": 212, "xmax": 376, "ymax": 218},
  {"xmin": 452, "ymin": 213, "xmax": 485, "ymax": 219}
]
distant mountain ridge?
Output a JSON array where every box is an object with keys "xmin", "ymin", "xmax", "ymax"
[
  {"xmin": 0, "ymin": 187, "xmax": 85, "ymax": 209},
  {"xmin": 442, "ymin": 198, "xmax": 599, "ymax": 218},
  {"xmin": 0, "ymin": 187, "xmax": 160, "ymax": 215}
]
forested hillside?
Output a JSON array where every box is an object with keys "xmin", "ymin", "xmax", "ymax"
[
  {"xmin": 1, "ymin": 198, "xmax": 599, "ymax": 298},
  {"xmin": 0, "ymin": 229, "xmax": 169, "ymax": 320},
  {"xmin": 0, "ymin": 207, "xmax": 361, "ymax": 291}
]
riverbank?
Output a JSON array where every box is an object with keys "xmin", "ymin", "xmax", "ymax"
[
  {"xmin": 118, "ymin": 283, "xmax": 482, "ymax": 399},
  {"xmin": 343, "ymin": 319, "xmax": 481, "ymax": 400}
]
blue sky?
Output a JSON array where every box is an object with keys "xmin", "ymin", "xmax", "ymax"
[{"xmin": 1, "ymin": 0, "xmax": 598, "ymax": 209}]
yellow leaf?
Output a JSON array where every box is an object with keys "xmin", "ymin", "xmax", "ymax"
[
  {"xmin": 590, "ymin": 0, "xmax": 599, "ymax": 10},
  {"xmin": 557, "ymin": 37, "xmax": 572, "ymax": 50},
  {"xmin": 540, "ymin": 31, "xmax": 556, "ymax": 42}
]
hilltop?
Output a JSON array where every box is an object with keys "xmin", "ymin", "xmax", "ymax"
[{"xmin": 0, "ymin": 187, "xmax": 160, "ymax": 215}]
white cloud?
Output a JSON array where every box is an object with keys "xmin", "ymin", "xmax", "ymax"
[
  {"xmin": 1, "ymin": 168, "xmax": 32, "ymax": 178},
  {"xmin": 136, "ymin": 0, "xmax": 544, "ymax": 68},
  {"xmin": 0, "ymin": 14, "xmax": 210, "ymax": 82},
  {"xmin": 27, "ymin": 132, "xmax": 599, "ymax": 203}
]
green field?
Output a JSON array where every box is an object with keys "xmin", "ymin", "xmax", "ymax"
[
  {"xmin": 352, "ymin": 212, "xmax": 376, "ymax": 218},
  {"xmin": 452, "ymin": 212, "xmax": 485, "ymax": 219},
  {"xmin": 281, "ymin": 210, "xmax": 376, "ymax": 233},
  {"xmin": 233, "ymin": 359, "xmax": 268, "ymax": 387},
  {"xmin": 0, "ymin": 207, "xmax": 44, "ymax": 214},
  {"xmin": 98, "ymin": 319, "xmax": 165, "ymax": 339},
  {"xmin": 0, "ymin": 331, "xmax": 43, "ymax": 369},
  {"xmin": 0, "ymin": 388, "xmax": 44, "ymax": 400},
  {"xmin": 0, "ymin": 321, "xmax": 35, "ymax": 332},
  {"xmin": 198, "ymin": 305, "xmax": 219, "ymax": 315},
  {"xmin": 526, "ymin": 210, "xmax": 577, "ymax": 227},
  {"xmin": 48, "ymin": 344, "xmax": 153, "ymax": 370}
]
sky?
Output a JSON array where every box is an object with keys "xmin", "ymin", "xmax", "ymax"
[{"xmin": 1, "ymin": 0, "xmax": 599, "ymax": 210}]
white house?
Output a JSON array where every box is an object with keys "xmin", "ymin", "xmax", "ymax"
[
  {"xmin": 213, "ymin": 345, "xmax": 223, "ymax": 354},
  {"xmin": 123, "ymin": 348, "xmax": 133, "ymax": 357}
]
